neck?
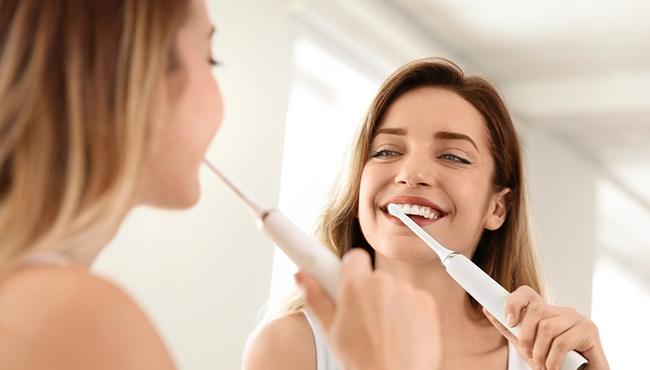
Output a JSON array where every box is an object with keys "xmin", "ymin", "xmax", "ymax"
[
  {"xmin": 375, "ymin": 253, "xmax": 473, "ymax": 316},
  {"xmin": 49, "ymin": 213, "xmax": 126, "ymax": 267},
  {"xmin": 59, "ymin": 238, "xmax": 110, "ymax": 266},
  {"xmin": 374, "ymin": 252, "xmax": 502, "ymax": 355}
]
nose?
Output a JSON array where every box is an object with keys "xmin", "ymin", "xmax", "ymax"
[{"xmin": 394, "ymin": 152, "xmax": 435, "ymax": 188}]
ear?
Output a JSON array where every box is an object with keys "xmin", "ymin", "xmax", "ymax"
[{"xmin": 484, "ymin": 187, "xmax": 511, "ymax": 231}]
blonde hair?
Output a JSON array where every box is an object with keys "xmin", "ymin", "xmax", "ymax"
[
  {"xmin": 0, "ymin": 0, "xmax": 189, "ymax": 267},
  {"xmin": 281, "ymin": 57, "xmax": 545, "ymax": 314}
]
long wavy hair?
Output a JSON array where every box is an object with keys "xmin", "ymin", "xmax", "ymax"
[{"xmin": 0, "ymin": 0, "xmax": 190, "ymax": 267}]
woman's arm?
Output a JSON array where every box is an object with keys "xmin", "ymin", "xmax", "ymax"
[
  {"xmin": 484, "ymin": 285, "xmax": 610, "ymax": 370},
  {"xmin": 0, "ymin": 266, "xmax": 177, "ymax": 370}
]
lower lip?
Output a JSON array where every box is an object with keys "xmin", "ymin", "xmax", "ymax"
[{"xmin": 381, "ymin": 209, "xmax": 442, "ymax": 227}]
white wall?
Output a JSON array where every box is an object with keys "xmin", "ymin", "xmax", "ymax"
[
  {"xmin": 94, "ymin": 1, "xmax": 295, "ymax": 369},
  {"xmin": 522, "ymin": 125, "xmax": 597, "ymax": 315}
]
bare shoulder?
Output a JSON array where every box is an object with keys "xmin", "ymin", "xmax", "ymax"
[
  {"xmin": 243, "ymin": 311, "xmax": 316, "ymax": 370},
  {"xmin": 0, "ymin": 265, "xmax": 176, "ymax": 370}
]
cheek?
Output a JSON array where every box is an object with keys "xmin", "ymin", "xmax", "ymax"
[
  {"xmin": 144, "ymin": 79, "xmax": 221, "ymax": 207},
  {"xmin": 357, "ymin": 164, "xmax": 386, "ymax": 230},
  {"xmin": 172, "ymin": 72, "xmax": 222, "ymax": 164},
  {"xmin": 358, "ymin": 167, "xmax": 376, "ymax": 214},
  {"xmin": 198, "ymin": 72, "xmax": 223, "ymax": 135},
  {"xmin": 444, "ymin": 174, "xmax": 494, "ymax": 250}
]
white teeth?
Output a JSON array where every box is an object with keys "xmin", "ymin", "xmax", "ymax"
[{"xmin": 392, "ymin": 203, "xmax": 441, "ymax": 220}]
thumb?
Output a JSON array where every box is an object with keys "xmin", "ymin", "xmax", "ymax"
[
  {"xmin": 295, "ymin": 271, "xmax": 335, "ymax": 330},
  {"xmin": 340, "ymin": 248, "xmax": 373, "ymax": 282}
]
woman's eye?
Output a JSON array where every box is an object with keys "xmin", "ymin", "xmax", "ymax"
[
  {"xmin": 439, "ymin": 153, "xmax": 471, "ymax": 164},
  {"xmin": 370, "ymin": 149, "xmax": 399, "ymax": 158},
  {"xmin": 209, "ymin": 56, "xmax": 220, "ymax": 67}
]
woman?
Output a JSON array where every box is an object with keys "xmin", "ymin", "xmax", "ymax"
[
  {"xmin": 0, "ymin": 1, "xmax": 446, "ymax": 369},
  {"xmin": 245, "ymin": 58, "xmax": 610, "ymax": 370}
]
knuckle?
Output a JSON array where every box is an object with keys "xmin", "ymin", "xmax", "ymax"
[
  {"xmin": 580, "ymin": 318, "xmax": 598, "ymax": 334},
  {"xmin": 516, "ymin": 285, "xmax": 535, "ymax": 297},
  {"xmin": 527, "ymin": 301, "xmax": 543, "ymax": 315},
  {"xmin": 554, "ymin": 337, "xmax": 570, "ymax": 350},
  {"xmin": 538, "ymin": 319, "xmax": 554, "ymax": 334},
  {"xmin": 521, "ymin": 285, "xmax": 534, "ymax": 293},
  {"xmin": 565, "ymin": 306, "xmax": 578, "ymax": 316}
]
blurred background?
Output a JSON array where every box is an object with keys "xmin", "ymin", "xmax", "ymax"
[{"xmin": 94, "ymin": 0, "xmax": 649, "ymax": 369}]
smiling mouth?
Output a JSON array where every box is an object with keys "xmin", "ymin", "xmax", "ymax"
[{"xmin": 380, "ymin": 202, "xmax": 448, "ymax": 225}]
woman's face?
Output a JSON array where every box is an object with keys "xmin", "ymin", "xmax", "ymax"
[
  {"xmin": 139, "ymin": 0, "xmax": 223, "ymax": 208},
  {"xmin": 358, "ymin": 86, "xmax": 510, "ymax": 262}
]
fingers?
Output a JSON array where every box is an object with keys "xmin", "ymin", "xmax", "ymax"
[
  {"xmin": 338, "ymin": 249, "xmax": 382, "ymax": 312},
  {"xmin": 295, "ymin": 271, "xmax": 335, "ymax": 330},
  {"xmin": 546, "ymin": 318, "xmax": 598, "ymax": 370},
  {"xmin": 340, "ymin": 248, "xmax": 373, "ymax": 281},
  {"xmin": 531, "ymin": 313, "xmax": 576, "ymax": 368},
  {"xmin": 544, "ymin": 319, "xmax": 589, "ymax": 370},
  {"xmin": 505, "ymin": 285, "xmax": 543, "ymax": 327},
  {"xmin": 505, "ymin": 288, "xmax": 594, "ymax": 370},
  {"xmin": 518, "ymin": 302, "xmax": 562, "ymax": 358}
]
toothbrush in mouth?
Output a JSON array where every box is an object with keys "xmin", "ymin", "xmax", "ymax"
[{"xmin": 387, "ymin": 203, "xmax": 588, "ymax": 370}]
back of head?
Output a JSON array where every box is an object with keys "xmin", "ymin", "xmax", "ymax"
[{"xmin": 0, "ymin": 0, "xmax": 189, "ymax": 266}]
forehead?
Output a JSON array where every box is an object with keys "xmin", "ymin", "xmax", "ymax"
[{"xmin": 377, "ymin": 86, "xmax": 490, "ymax": 148}]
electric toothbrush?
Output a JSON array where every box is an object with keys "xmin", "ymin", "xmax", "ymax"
[{"xmin": 387, "ymin": 203, "xmax": 588, "ymax": 370}]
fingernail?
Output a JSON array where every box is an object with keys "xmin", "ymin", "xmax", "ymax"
[{"xmin": 506, "ymin": 313, "xmax": 515, "ymax": 326}]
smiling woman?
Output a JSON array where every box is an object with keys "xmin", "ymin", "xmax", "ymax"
[
  {"xmin": 315, "ymin": 57, "xmax": 543, "ymax": 295},
  {"xmin": 244, "ymin": 57, "xmax": 609, "ymax": 370}
]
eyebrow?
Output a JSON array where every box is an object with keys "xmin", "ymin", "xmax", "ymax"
[
  {"xmin": 374, "ymin": 127, "xmax": 407, "ymax": 136},
  {"xmin": 374, "ymin": 127, "xmax": 479, "ymax": 152},
  {"xmin": 434, "ymin": 131, "xmax": 479, "ymax": 152}
]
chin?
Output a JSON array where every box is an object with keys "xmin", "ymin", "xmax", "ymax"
[
  {"xmin": 174, "ymin": 185, "xmax": 202, "ymax": 209},
  {"xmin": 152, "ymin": 181, "xmax": 202, "ymax": 210},
  {"xmin": 373, "ymin": 239, "xmax": 439, "ymax": 263}
]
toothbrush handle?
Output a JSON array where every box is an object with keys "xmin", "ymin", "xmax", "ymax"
[
  {"xmin": 444, "ymin": 253, "xmax": 588, "ymax": 370},
  {"xmin": 260, "ymin": 210, "xmax": 341, "ymax": 301}
]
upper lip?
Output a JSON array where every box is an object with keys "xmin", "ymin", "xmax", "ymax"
[{"xmin": 381, "ymin": 195, "xmax": 448, "ymax": 216}]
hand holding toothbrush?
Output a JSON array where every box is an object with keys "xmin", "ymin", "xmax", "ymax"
[
  {"xmin": 484, "ymin": 286, "xmax": 610, "ymax": 370},
  {"xmin": 295, "ymin": 248, "xmax": 443, "ymax": 370}
]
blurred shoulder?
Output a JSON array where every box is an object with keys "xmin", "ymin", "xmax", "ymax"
[
  {"xmin": 243, "ymin": 311, "xmax": 316, "ymax": 370},
  {"xmin": 0, "ymin": 265, "xmax": 176, "ymax": 370}
]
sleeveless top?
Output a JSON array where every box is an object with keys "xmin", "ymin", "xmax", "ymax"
[{"xmin": 302, "ymin": 310, "xmax": 531, "ymax": 370}]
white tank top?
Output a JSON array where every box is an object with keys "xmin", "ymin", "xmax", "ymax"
[{"xmin": 303, "ymin": 310, "xmax": 531, "ymax": 370}]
